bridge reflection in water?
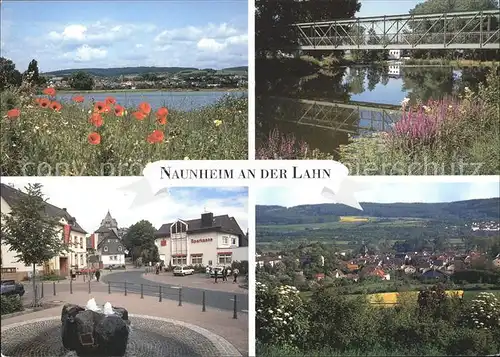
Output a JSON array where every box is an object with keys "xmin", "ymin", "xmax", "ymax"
[{"xmin": 268, "ymin": 96, "xmax": 400, "ymax": 134}]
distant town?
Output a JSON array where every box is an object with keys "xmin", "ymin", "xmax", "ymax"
[{"xmin": 43, "ymin": 66, "xmax": 248, "ymax": 91}]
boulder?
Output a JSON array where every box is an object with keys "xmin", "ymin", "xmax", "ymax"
[{"xmin": 61, "ymin": 303, "xmax": 130, "ymax": 356}]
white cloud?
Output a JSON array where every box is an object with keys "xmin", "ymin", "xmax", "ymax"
[
  {"xmin": 154, "ymin": 23, "xmax": 240, "ymax": 43},
  {"xmin": 2, "ymin": 178, "xmax": 248, "ymax": 236},
  {"xmin": 47, "ymin": 22, "xmax": 136, "ymax": 46},
  {"xmin": 63, "ymin": 44, "xmax": 108, "ymax": 62},
  {"xmin": 197, "ymin": 38, "xmax": 226, "ymax": 52}
]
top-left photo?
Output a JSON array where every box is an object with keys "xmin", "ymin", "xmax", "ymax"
[{"xmin": 0, "ymin": 0, "xmax": 248, "ymax": 176}]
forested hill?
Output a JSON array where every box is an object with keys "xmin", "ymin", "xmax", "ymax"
[
  {"xmin": 257, "ymin": 198, "xmax": 500, "ymax": 225},
  {"xmin": 43, "ymin": 66, "xmax": 248, "ymax": 77}
]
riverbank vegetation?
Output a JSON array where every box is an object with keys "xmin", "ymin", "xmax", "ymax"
[
  {"xmin": 339, "ymin": 66, "xmax": 499, "ymax": 175},
  {"xmin": 0, "ymin": 83, "xmax": 247, "ymax": 175},
  {"xmin": 257, "ymin": 282, "xmax": 500, "ymax": 356}
]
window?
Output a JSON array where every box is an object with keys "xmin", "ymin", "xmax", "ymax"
[
  {"xmin": 222, "ymin": 236, "xmax": 229, "ymax": 245},
  {"xmin": 218, "ymin": 253, "xmax": 232, "ymax": 265},
  {"xmin": 191, "ymin": 255, "xmax": 203, "ymax": 265},
  {"xmin": 103, "ymin": 246, "xmax": 108, "ymax": 252},
  {"xmin": 80, "ymin": 237, "xmax": 83, "ymax": 248},
  {"xmin": 208, "ymin": 260, "xmax": 213, "ymax": 266},
  {"xmin": 118, "ymin": 246, "xmax": 122, "ymax": 252},
  {"xmin": 231, "ymin": 237, "xmax": 236, "ymax": 245},
  {"xmin": 172, "ymin": 256, "xmax": 187, "ymax": 265}
]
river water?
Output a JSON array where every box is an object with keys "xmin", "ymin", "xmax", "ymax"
[
  {"xmin": 54, "ymin": 90, "xmax": 246, "ymax": 111},
  {"xmin": 256, "ymin": 63, "xmax": 491, "ymax": 157}
]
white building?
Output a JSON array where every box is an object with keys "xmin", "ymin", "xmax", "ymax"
[
  {"xmin": 1, "ymin": 183, "xmax": 87, "ymax": 279},
  {"xmin": 388, "ymin": 64, "xmax": 401, "ymax": 76},
  {"xmin": 388, "ymin": 50, "xmax": 401, "ymax": 60},
  {"xmin": 90, "ymin": 211, "xmax": 126, "ymax": 268},
  {"xmin": 155, "ymin": 212, "xmax": 248, "ymax": 267}
]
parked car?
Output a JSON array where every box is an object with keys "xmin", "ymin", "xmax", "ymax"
[
  {"xmin": 173, "ymin": 266, "xmax": 194, "ymax": 276},
  {"xmin": 209, "ymin": 266, "xmax": 231, "ymax": 278},
  {"xmin": 0, "ymin": 280, "xmax": 25, "ymax": 296}
]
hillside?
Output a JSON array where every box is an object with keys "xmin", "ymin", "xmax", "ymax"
[
  {"xmin": 43, "ymin": 66, "xmax": 248, "ymax": 77},
  {"xmin": 257, "ymin": 198, "xmax": 500, "ymax": 225}
]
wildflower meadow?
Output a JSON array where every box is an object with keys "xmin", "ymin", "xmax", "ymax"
[
  {"xmin": 1, "ymin": 86, "xmax": 247, "ymax": 175},
  {"xmin": 256, "ymin": 283, "xmax": 500, "ymax": 356}
]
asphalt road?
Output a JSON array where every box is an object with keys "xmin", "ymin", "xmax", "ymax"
[{"xmin": 101, "ymin": 271, "xmax": 248, "ymax": 313}]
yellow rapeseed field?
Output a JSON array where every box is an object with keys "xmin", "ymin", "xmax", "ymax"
[
  {"xmin": 340, "ymin": 216, "xmax": 370, "ymax": 222},
  {"xmin": 367, "ymin": 290, "xmax": 464, "ymax": 306}
]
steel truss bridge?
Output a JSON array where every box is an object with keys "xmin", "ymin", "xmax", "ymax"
[
  {"xmin": 293, "ymin": 10, "xmax": 500, "ymax": 50},
  {"xmin": 269, "ymin": 96, "xmax": 401, "ymax": 134}
]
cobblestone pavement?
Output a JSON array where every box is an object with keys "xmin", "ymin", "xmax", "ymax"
[
  {"xmin": 141, "ymin": 272, "xmax": 248, "ymax": 294},
  {"xmin": 6, "ymin": 290, "xmax": 248, "ymax": 356}
]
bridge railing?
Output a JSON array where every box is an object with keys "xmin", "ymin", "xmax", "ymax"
[{"xmin": 293, "ymin": 10, "xmax": 500, "ymax": 50}]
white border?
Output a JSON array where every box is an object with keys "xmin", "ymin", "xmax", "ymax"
[{"xmin": 248, "ymin": 0, "xmax": 256, "ymax": 161}]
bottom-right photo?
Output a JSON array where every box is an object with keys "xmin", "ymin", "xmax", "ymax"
[{"xmin": 255, "ymin": 178, "xmax": 500, "ymax": 357}]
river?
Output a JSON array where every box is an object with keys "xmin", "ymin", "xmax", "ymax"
[
  {"xmin": 256, "ymin": 63, "xmax": 491, "ymax": 157},
  {"xmin": 54, "ymin": 90, "xmax": 246, "ymax": 111}
]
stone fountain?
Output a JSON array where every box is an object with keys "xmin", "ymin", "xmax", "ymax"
[
  {"xmin": 60, "ymin": 298, "xmax": 130, "ymax": 356},
  {"xmin": 0, "ymin": 298, "xmax": 243, "ymax": 357}
]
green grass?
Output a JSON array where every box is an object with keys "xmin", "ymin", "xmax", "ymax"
[{"xmin": 1, "ymin": 90, "xmax": 247, "ymax": 175}]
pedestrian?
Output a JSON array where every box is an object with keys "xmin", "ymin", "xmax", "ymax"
[
  {"xmin": 69, "ymin": 269, "xmax": 74, "ymax": 281},
  {"xmin": 214, "ymin": 269, "xmax": 218, "ymax": 284},
  {"xmin": 233, "ymin": 268, "xmax": 239, "ymax": 284},
  {"xmin": 221, "ymin": 267, "xmax": 226, "ymax": 282},
  {"xmin": 95, "ymin": 270, "xmax": 101, "ymax": 282}
]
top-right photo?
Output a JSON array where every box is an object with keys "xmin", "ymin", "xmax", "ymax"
[{"xmin": 255, "ymin": 0, "xmax": 500, "ymax": 175}]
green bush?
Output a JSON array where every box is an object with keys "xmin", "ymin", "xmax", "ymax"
[
  {"xmin": 42, "ymin": 274, "xmax": 64, "ymax": 281},
  {"xmin": 1, "ymin": 295, "xmax": 24, "ymax": 315}
]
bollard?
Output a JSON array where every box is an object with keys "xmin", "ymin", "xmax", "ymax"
[
  {"xmin": 88, "ymin": 278, "xmax": 91, "ymax": 294},
  {"xmin": 41, "ymin": 282, "xmax": 44, "ymax": 298},
  {"xmin": 141, "ymin": 284, "xmax": 144, "ymax": 299},
  {"xmin": 202, "ymin": 291, "xmax": 206, "ymax": 312},
  {"xmin": 124, "ymin": 281, "xmax": 127, "ymax": 296},
  {"xmin": 178, "ymin": 288, "xmax": 182, "ymax": 307},
  {"xmin": 70, "ymin": 278, "xmax": 73, "ymax": 294},
  {"xmin": 108, "ymin": 281, "xmax": 111, "ymax": 294},
  {"xmin": 83, "ymin": 274, "xmax": 86, "ymax": 282},
  {"xmin": 53, "ymin": 281, "xmax": 56, "ymax": 296},
  {"xmin": 159, "ymin": 286, "xmax": 162, "ymax": 302},
  {"xmin": 233, "ymin": 294, "xmax": 237, "ymax": 319}
]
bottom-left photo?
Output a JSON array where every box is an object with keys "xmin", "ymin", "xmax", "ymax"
[{"xmin": 0, "ymin": 178, "xmax": 249, "ymax": 357}]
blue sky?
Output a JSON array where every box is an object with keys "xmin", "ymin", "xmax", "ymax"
[
  {"xmin": 0, "ymin": 0, "xmax": 248, "ymax": 72},
  {"xmin": 2, "ymin": 178, "xmax": 248, "ymax": 233},
  {"xmin": 256, "ymin": 180, "xmax": 500, "ymax": 207},
  {"xmin": 358, "ymin": 0, "xmax": 424, "ymax": 16}
]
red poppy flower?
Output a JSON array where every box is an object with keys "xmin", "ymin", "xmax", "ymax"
[
  {"xmin": 43, "ymin": 87, "xmax": 56, "ymax": 97},
  {"xmin": 39, "ymin": 98, "xmax": 51, "ymax": 108},
  {"xmin": 88, "ymin": 132, "xmax": 101, "ymax": 145},
  {"xmin": 35, "ymin": 98, "xmax": 42, "ymax": 105},
  {"xmin": 114, "ymin": 105, "xmax": 125, "ymax": 117},
  {"xmin": 94, "ymin": 101, "xmax": 107, "ymax": 113},
  {"xmin": 103, "ymin": 105, "xmax": 111, "ymax": 114},
  {"xmin": 90, "ymin": 113, "xmax": 103, "ymax": 127},
  {"xmin": 50, "ymin": 101, "xmax": 62, "ymax": 111},
  {"xmin": 156, "ymin": 107, "xmax": 168, "ymax": 117},
  {"xmin": 72, "ymin": 95, "xmax": 85, "ymax": 103},
  {"xmin": 132, "ymin": 111, "xmax": 146, "ymax": 121},
  {"xmin": 105, "ymin": 96, "xmax": 116, "ymax": 105},
  {"xmin": 147, "ymin": 129, "xmax": 165, "ymax": 143},
  {"xmin": 138, "ymin": 102, "xmax": 151, "ymax": 115},
  {"xmin": 157, "ymin": 116, "xmax": 167, "ymax": 125},
  {"xmin": 7, "ymin": 108, "xmax": 20, "ymax": 119}
]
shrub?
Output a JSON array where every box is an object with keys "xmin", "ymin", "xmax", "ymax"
[
  {"xmin": 256, "ymin": 282, "xmax": 310, "ymax": 349},
  {"xmin": 1, "ymin": 295, "xmax": 24, "ymax": 315},
  {"xmin": 463, "ymin": 292, "xmax": 500, "ymax": 330},
  {"xmin": 257, "ymin": 128, "xmax": 334, "ymax": 160}
]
